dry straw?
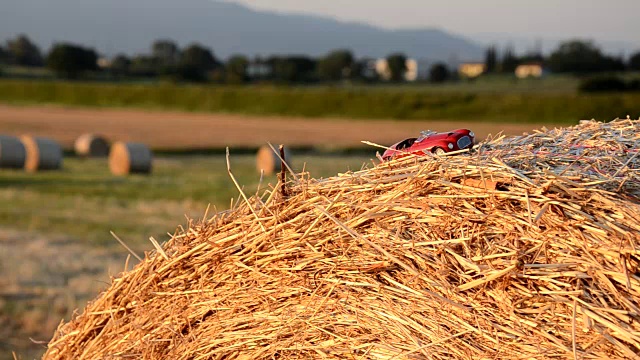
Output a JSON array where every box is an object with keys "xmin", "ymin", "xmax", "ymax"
[
  {"xmin": 74, "ymin": 133, "xmax": 110, "ymax": 158},
  {"xmin": 108, "ymin": 141, "xmax": 153, "ymax": 176},
  {"xmin": 0, "ymin": 135, "xmax": 26, "ymax": 169},
  {"xmin": 45, "ymin": 119, "xmax": 640, "ymax": 359},
  {"xmin": 20, "ymin": 135, "xmax": 63, "ymax": 172}
]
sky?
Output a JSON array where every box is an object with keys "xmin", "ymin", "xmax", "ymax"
[{"xmin": 228, "ymin": 0, "xmax": 640, "ymax": 53}]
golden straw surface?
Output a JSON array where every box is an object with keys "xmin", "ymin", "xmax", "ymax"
[{"xmin": 45, "ymin": 119, "xmax": 640, "ymax": 360}]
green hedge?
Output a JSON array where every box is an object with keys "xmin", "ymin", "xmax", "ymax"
[{"xmin": 0, "ymin": 79, "xmax": 637, "ymax": 123}]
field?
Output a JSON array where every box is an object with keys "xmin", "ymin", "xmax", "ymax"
[
  {"xmin": 1, "ymin": 79, "xmax": 639, "ymax": 124},
  {"xmin": 0, "ymin": 104, "xmax": 558, "ymax": 151}
]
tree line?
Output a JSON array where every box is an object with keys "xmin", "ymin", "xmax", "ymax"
[
  {"xmin": 0, "ymin": 35, "xmax": 420, "ymax": 83},
  {"xmin": 482, "ymin": 41, "xmax": 637, "ymax": 74},
  {"xmin": 2, "ymin": 34, "xmax": 640, "ymax": 84}
]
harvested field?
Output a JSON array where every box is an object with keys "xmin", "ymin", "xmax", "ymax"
[
  {"xmin": 0, "ymin": 229, "xmax": 130, "ymax": 360},
  {"xmin": 0, "ymin": 104, "xmax": 566, "ymax": 150},
  {"xmin": 45, "ymin": 119, "xmax": 640, "ymax": 359}
]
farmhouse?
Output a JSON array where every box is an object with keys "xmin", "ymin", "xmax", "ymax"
[
  {"xmin": 373, "ymin": 58, "xmax": 431, "ymax": 81},
  {"xmin": 515, "ymin": 62, "xmax": 545, "ymax": 78},
  {"xmin": 97, "ymin": 57, "xmax": 112, "ymax": 70},
  {"xmin": 458, "ymin": 62, "xmax": 485, "ymax": 78}
]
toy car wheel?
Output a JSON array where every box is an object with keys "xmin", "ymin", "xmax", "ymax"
[{"xmin": 432, "ymin": 147, "xmax": 446, "ymax": 156}]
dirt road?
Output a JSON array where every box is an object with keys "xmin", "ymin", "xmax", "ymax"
[{"xmin": 0, "ymin": 104, "xmax": 563, "ymax": 150}]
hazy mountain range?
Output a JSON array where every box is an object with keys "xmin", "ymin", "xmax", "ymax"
[{"xmin": 1, "ymin": 0, "xmax": 484, "ymax": 61}]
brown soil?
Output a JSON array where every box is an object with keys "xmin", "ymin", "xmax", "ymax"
[{"xmin": 0, "ymin": 105, "xmax": 561, "ymax": 150}]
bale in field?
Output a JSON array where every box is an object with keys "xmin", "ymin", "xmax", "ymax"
[
  {"xmin": 108, "ymin": 142, "xmax": 152, "ymax": 176},
  {"xmin": 20, "ymin": 135, "xmax": 63, "ymax": 172},
  {"xmin": 0, "ymin": 135, "xmax": 26, "ymax": 169},
  {"xmin": 74, "ymin": 133, "xmax": 110, "ymax": 158},
  {"xmin": 256, "ymin": 144, "xmax": 291, "ymax": 175},
  {"xmin": 45, "ymin": 119, "xmax": 640, "ymax": 359}
]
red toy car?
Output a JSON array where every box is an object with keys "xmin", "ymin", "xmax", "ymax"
[{"xmin": 381, "ymin": 129, "xmax": 475, "ymax": 161}]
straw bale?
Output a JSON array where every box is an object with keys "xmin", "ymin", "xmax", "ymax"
[
  {"xmin": 46, "ymin": 119, "xmax": 640, "ymax": 359},
  {"xmin": 108, "ymin": 142, "xmax": 153, "ymax": 176},
  {"xmin": 74, "ymin": 133, "xmax": 110, "ymax": 158},
  {"xmin": 256, "ymin": 144, "xmax": 291, "ymax": 175},
  {"xmin": 0, "ymin": 135, "xmax": 27, "ymax": 169},
  {"xmin": 20, "ymin": 135, "xmax": 63, "ymax": 172}
]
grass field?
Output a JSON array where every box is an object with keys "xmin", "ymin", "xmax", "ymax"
[
  {"xmin": 0, "ymin": 153, "xmax": 375, "ymax": 359},
  {"xmin": 0, "ymin": 154, "xmax": 373, "ymax": 248},
  {"xmin": 1, "ymin": 79, "xmax": 638, "ymax": 124}
]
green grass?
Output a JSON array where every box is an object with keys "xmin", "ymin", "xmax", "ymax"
[
  {"xmin": 1, "ymin": 65, "xmax": 55, "ymax": 79},
  {"xmin": 369, "ymin": 73, "xmax": 580, "ymax": 94},
  {"xmin": 0, "ymin": 154, "xmax": 373, "ymax": 250},
  {"xmin": 1, "ymin": 78, "xmax": 638, "ymax": 124}
]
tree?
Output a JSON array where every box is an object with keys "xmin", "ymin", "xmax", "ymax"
[
  {"xmin": 129, "ymin": 55, "xmax": 159, "ymax": 77},
  {"xmin": 547, "ymin": 40, "xmax": 623, "ymax": 74},
  {"xmin": 7, "ymin": 34, "xmax": 43, "ymax": 66},
  {"xmin": 152, "ymin": 39, "xmax": 180, "ymax": 65},
  {"xmin": 226, "ymin": 55, "xmax": 249, "ymax": 83},
  {"xmin": 349, "ymin": 59, "xmax": 366, "ymax": 80},
  {"xmin": 484, "ymin": 46, "xmax": 497, "ymax": 73},
  {"xmin": 267, "ymin": 56, "xmax": 317, "ymax": 83},
  {"xmin": 110, "ymin": 54, "xmax": 131, "ymax": 77},
  {"xmin": 579, "ymin": 76, "xmax": 627, "ymax": 93},
  {"xmin": 317, "ymin": 49, "xmax": 354, "ymax": 81},
  {"xmin": 46, "ymin": 43, "xmax": 97, "ymax": 79},
  {"xmin": 0, "ymin": 45, "xmax": 7, "ymax": 76},
  {"xmin": 520, "ymin": 51, "xmax": 544, "ymax": 64},
  {"xmin": 247, "ymin": 56, "xmax": 270, "ymax": 81},
  {"xmin": 0, "ymin": 45, "xmax": 8, "ymax": 64},
  {"xmin": 629, "ymin": 51, "xmax": 640, "ymax": 71},
  {"xmin": 501, "ymin": 45, "xmax": 519, "ymax": 73},
  {"xmin": 386, "ymin": 53, "xmax": 407, "ymax": 82},
  {"xmin": 179, "ymin": 43, "xmax": 218, "ymax": 81},
  {"xmin": 429, "ymin": 63, "xmax": 450, "ymax": 83}
]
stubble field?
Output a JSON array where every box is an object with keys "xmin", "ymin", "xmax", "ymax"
[{"xmin": 0, "ymin": 104, "xmax": 565, "ymax": 151}]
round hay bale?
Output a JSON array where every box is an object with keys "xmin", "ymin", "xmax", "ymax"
[
  {"xmin": 20, "ymin": 135, "xmax": 63, "ymax": 172},
  {"xmin": 74, "ymin": 134, "xmax": 110, "ymax": 158},
  {"xmin": 108, "ymin": 142, "xmax": 152, "ymax": 176},
  {"xmin": 109, "ymin": 141, "xmax": 153, "ymax": 175},
  {"xmin": 0, "ymin": 135, "xmax": 26, "ymax": 169},
  {"xmin": 256, "ymin": 145, "xmax": 291, "ymax": 175},
  {"xmin": 43, "ymin": 119, "xmax": 640, "ymax": 359}
]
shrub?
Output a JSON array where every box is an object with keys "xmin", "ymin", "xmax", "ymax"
[
  {"xmin": 628, "ymin": 79, "xmax": 640, "ymax": 92},
  {"xmin": 579, "ymin": 76, "xmax": 627, "ymax": 93}
]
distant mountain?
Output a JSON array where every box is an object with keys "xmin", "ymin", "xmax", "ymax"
[{"xmin": 1, "ymin": 0, "xmax": 483, "ymax": 61}]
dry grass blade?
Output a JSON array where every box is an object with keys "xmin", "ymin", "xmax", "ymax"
[{"xmin": 110, "ymin": 231, "xmax": 142, "ymax": 262}]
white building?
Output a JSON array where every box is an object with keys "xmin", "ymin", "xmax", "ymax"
[
  {"xmin": 373, "ymin": 58, "xmax": 433, "ymax": 81},
  {"xmin": 515, "ymin": 63, "xmax": 545, "ymax": 79}
]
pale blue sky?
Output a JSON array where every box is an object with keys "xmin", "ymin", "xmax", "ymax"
[{"xmin": 228, "ymin": 0, "xmax": 640, "ymax": 52}]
